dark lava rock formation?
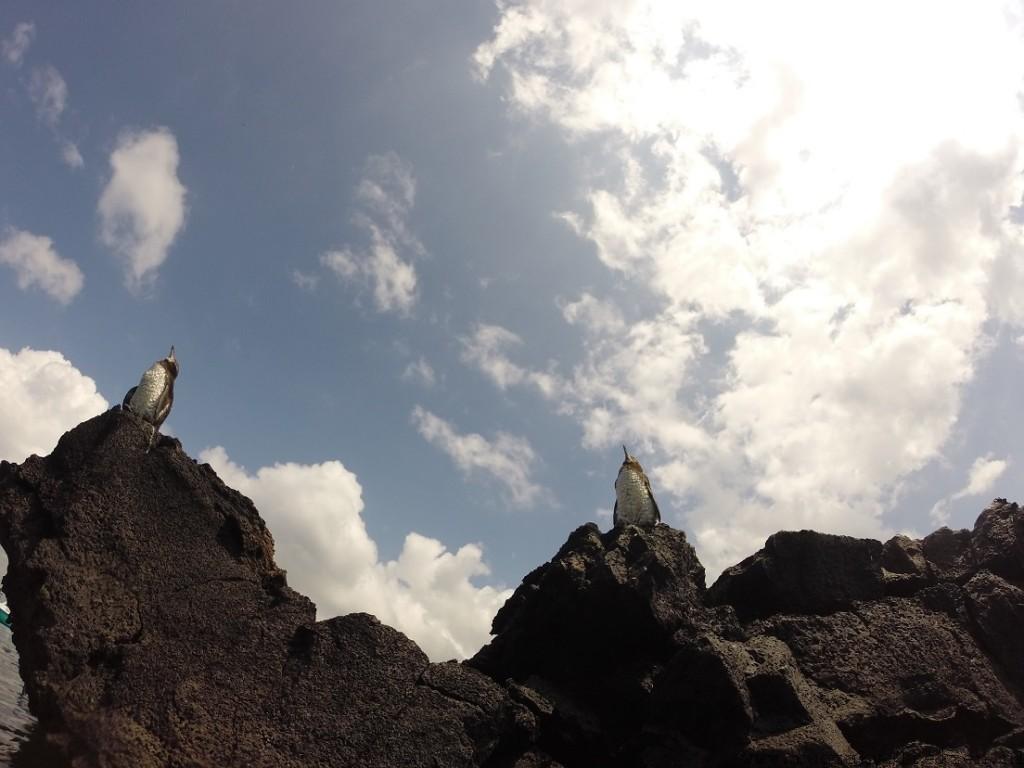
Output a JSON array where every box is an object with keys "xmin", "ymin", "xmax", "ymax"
[
  {"xmin": 1, "ymin": 408, "xmax": 1023, "ymax": 766},
  {"xmin": 0, "ymin": 410, "xmax": 521, "ymax": 768}
]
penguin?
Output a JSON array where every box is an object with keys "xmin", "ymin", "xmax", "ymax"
[
  {"xmin": 123, "ymin": 346, "xmax": 178, "ymax": 451},
  {"xmin": 613, "ymin": 445, "xmax": 661, "ymax": 528}
]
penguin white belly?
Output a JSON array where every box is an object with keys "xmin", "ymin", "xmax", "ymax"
[
  {"xmin": 615, "ymin": 468, "xmax": 658, "ymax": 526},
  {"xmin": 129, "ymin": 366, "xmax": 170, "ymax": 423}
]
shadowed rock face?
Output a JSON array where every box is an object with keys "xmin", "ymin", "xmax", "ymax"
[
  {"xmin": 472, "ymin": 506, "xmax": 1024, "ymax": 766},
  {"xmin": 705, "ymin": 531, "xmax": 884, "ymax": 621},
  {"xmin": 1, "ymin": 408, "xmax": 1023, "ymax": 766},
  {"xmin": 0, "ymin": 410, "xmax": 524, "ymax": 767}
]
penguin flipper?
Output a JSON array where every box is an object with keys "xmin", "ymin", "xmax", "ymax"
[
  {"xmin": 122, "ymin": 386, "xmax": 137, "ymax": 411},
  {"xmin": 612, "ymin": 500, "xmax": 619, "ymax": 528}
]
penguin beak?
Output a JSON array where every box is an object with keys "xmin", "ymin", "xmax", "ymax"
[
  {"xmin": 622, "ymin": 445, "xmax": 629, "ymax": 461},
  {"xmin": 168, "ymin": 345, "xmax": 176, "ymax": 361}
]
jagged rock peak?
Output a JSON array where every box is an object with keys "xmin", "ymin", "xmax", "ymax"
[{"xmin": 0, "ymin": 409, "xmax": 530, "ymax": 767}]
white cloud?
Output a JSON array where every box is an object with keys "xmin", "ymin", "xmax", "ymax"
[
  {"xmin": 460, "ymin": 324, "xmax": 528, "ymax": 389},
  {"xmin": 290, "ymin": 269, "xmax": 319, "ymax": 291},
  {"xmin": 0, "ymin": 347, "xmax": 108, "ymax": 464},
  {"xmin": 200, "ymin": 446, "xmax": 510, "ymax": 661},
  {"xmin": 460, "ymin": 313, "xmax": 705, "ymax": 451},
  {"xmin": 927, "ymin": 499, "xmax": 950, "ymax": 528},
  {"xmin": 957, "ymin": 455, "xmax": 1008, "ymax": 499},
  {"xmin": 17, "ymin": 56, "xmax": 82, "ymax": 167},
  {"xmin": 411, "ymin": 406, "xmax": 544, "ymax": 506},
  {"xmin": 0, "ymin": 227, "xmax": 84, "ymax": 304},
  {"xmin": 1, "ymin": 22, "xmax": 34, "ymax": 67},
  {"xmin": 61, "ymin": 140, "xmax": 83, "ymax": 169},
  {"xmin": 459, "ymin": 323, "xmax": 561, "ymax": 397},
  {"xmin": 364, "ymin": 226, "xmax": 418, "ymax": 312},
  {"xmin": 357, "ymin": 152, "xmax": 418, "ymax": 238},
  {"xmin": 402, "ymin": 357, "xmax": 437, "ymax": 388},
  {"xmin": 320, "ymin": 153, "xmax": 422, "ymax": 315},
  {"xmin": 476, "ymin": 1, "xmax": 1024, "ymax": 575},
  {"xmin": 27, "ymin": 65, "xmax": 67, "ymax": 126},
  {"xmin": 930, "ymin": 454, "xmax": 1009, "ymax": 526},
  {"xmin": 320, "ymin": 248, "xmax": 359, "ymax": 278},
  {"xmin": 98, "ymin": 128, "xmax": 187, "ymax": 293},
  {"xmin": 559, "ymin": 292, "xmax": 625, "ymax": 334}
]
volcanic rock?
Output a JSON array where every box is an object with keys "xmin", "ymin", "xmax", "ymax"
[
  {"xmin": 471, "ymin": 511, "xmax": 1024, "ymax": 765},
  {"xmin": 705, "ymin": 530, "xmax": 885, "ymax": 621},
  {"xmin": 2, "ymin": 409, "xmax": 1024, "ymax": 766},
  {"xmin": 0, "ymin": 409, "xmax": 528, "ymax": 767}
]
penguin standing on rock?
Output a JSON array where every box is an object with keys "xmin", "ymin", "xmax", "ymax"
[
  {"xmin": 613, "ymin": 445, "xmax": 661, "ymax": 528},
  {"xmin": 122, "ymin": 346, "xmax": 178, "ymax": 452}
]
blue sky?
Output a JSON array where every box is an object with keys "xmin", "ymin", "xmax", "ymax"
[{"xmin": 3, "ymin": 2, "xmax": 1024, "ymax": 660}]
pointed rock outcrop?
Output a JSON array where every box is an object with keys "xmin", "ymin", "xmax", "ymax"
[{"xmin": 0, "ymin": 409, "xmax": 526, "ymax": 767}]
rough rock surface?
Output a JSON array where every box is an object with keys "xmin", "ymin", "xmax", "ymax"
[
  {"xmin": 0, "ymin": 410, "xmax": 526, "ymax": 767},
  {"xmin": 473, "ymin": 506, "xmax": 1024, "ymax": 766},
  {"xmin": 705, "ymin": 531, "xmax": 884, "ymax": 620},
  {"xmin": 1, "ymin": 409, "xmax": 1024, "ymax": 766}
]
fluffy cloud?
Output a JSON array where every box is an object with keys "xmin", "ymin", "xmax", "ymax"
[
  {"xmin": 0, "ymin": 227, "xmax": 84, "ymax": 304},
  {"xmin": 0, "ymin": 347, "xmax": 108, "ymax": 464},
  {"xmin": 98, "ymin": 128, "xmax": 187, "ymax": 292},
  {"xmin": 27, "ymin": 65, "xmax": 67, "ymax": 126},
  {"xmin": 1, "ymin": 22, "xmax": 34, "ymax": 67},
  {"xmin": 411, "ymin": 406, "xmax": 544, "ymax": 506},
  {"xmin": 930, "ymin": 454, "xmax": 1010, "ymax": 526},
  {"xmin": 200, "ymin": 446, "xmax": 510, "ymax": 661},
  {"xmin": 960, "ymin": 456, "xmax": 1010, "ymax": 499},
  {"xmin": 320, "ymin": 152, "xmax": 422, "ymax": 315},
  {"xmin": 61, "ymin": 141, "xmax": 84, "ymax": 169},
  {"xmin": 476, "ymin": 1, "xmax": 1024, "ymax": 575}
]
